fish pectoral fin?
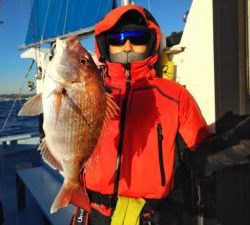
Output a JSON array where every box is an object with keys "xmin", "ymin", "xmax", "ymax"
[
  {"xmin": 38, "ymin": 138, "xmax": 63, "ymax": 171},
  {"xmin": 52, "ymin": 91, "xmax": 63, "ymax": 123},
  {"xmin": 18, "ymin": 93, "xmax": 43, "ymax": 116}
]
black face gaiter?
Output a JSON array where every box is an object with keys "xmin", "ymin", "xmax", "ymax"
[{"xmin": 109, "ymin": 52, "xmax": 147, "ymax": 64}]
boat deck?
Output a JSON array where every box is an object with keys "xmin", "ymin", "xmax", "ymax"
[{"xmin": 0, "ymin": 136, "xmax": 43, "ymax": 225}]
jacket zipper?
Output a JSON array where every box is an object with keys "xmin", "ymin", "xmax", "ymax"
[
  {"xmin": 157, "ymin": 123, "xmax": 166, "ymax": 186},
  {"xmin": 113, "ymin": 64, "xmax": 131, "ymax": 197}
]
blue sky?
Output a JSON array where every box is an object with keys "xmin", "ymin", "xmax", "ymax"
[{"xmin": 0, "ymin": 0, "xmax": 192, "ymax": 94}]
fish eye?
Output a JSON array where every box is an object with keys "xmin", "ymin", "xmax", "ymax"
[
  {"xmin": 80, "ymin": 57, "xmax": 88, "ymax": 65},
  {"xmin": 49, "ymin": 54, "xmax": 53, "ymax": 61}
]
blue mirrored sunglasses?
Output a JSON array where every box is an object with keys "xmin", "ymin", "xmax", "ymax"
[{"xmin": 108, "ymin": 29, "xmax": 150, "ymax": 46}]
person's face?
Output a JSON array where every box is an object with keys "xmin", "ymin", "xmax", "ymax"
[{"xmin": 109, "ymin": 39, "xmax": 147, "ymax": 54}]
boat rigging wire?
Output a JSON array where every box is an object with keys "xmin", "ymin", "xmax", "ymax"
[
  {"xmin": 147, "ymin": 0, "xmax": 151, "ymax": 12},
  {"xmin": 0, "ymin": 60, "xmax": 35, "ymax": 135},
  {"xmin": 0, "ymin": 0, "xmax": 4, "ymax": 24},
  {"xmin": 63, "ymin": 0, "xmax": 69, "ymax": 34},
  {"xmin": 41, "ymin": 0, "xmax": 51, "ymax": 42}
]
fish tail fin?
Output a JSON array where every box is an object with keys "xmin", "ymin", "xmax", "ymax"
[
  {"xmin": 70, "ymin": 183, "xmax": 91, "ymax": 212},
  {"xmin": 50, "ymin": 182, "xmax": 72, "ymax": 213},
  {"xmin": 50, "ymin": 182, "xmax": 90, "ymax": 214}
]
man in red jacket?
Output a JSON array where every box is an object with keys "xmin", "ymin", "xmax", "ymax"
[
  {"xmin": 70, "ymin": 4, "xmax": 250, "ymax": 225},
  {"xmin": 71, "ymin": 4, "xmax": 210, "ymax": 225}
]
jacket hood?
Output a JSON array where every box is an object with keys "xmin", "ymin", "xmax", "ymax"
[{"xmin": 94, "ymin": 5, "xmax": 162, "ymax": 64}]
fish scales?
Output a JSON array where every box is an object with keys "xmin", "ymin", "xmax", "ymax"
[
  {"xmin": 43, "ymin": 89, "xmax": 105, "ymax": 188},
  {"xmin": 44, "ymin": 84, "xmax": 105, "ymax": 162}
]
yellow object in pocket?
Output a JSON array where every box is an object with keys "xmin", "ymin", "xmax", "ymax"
[{"xmin": 111, "ymin": 196, "xmax": 146, "ymax": 225}]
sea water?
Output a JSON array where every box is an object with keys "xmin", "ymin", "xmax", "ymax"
[{"xmin": 0, "ymin": 99, "xmax": 39, "ymax": 137}]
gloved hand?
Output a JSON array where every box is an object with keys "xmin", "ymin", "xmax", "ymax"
[
  {"xmin": 235, "ymin": 117, "xmax": 250, "ymax": 139},
  {"xmin": 216, "ymin": 111, "xmax": 248, "ymax": 134}
]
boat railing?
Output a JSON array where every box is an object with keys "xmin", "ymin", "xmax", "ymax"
[{"xmin": 0, "ymin": 132, "xmax": 41, "ymax": 146}]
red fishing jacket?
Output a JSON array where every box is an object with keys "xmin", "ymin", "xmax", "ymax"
[{"xmin": 84, "ymin": 5, "xmax": 210, "ymax": 200}]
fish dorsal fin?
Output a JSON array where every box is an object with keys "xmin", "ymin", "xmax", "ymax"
[
  {"xmin": 18, "ymin": 94, "xmax": 43, "ymax": 116},
  {"xmin": 38, "ymin": 138, "xmax": 63, "ymax": 171},
  {"xmin": 100, "ymin": 92, "xmax": 119, "ymax": 137},
  {"xmin": 85, "ymin": 92, "xmax": 119, "ymax": 171},
  {"xmin": 104, "ymin": 92, "xmax": 119, "ymax": 123}
]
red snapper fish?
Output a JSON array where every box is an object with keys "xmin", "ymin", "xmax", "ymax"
[{"xmin": 18, "ymin": 36, "xmax": 118, "ymax": 213}]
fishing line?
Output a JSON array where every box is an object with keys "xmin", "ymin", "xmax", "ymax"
[{"xmin": 0, "ymin": 60, "xmax": 35, "ymax": 135}]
